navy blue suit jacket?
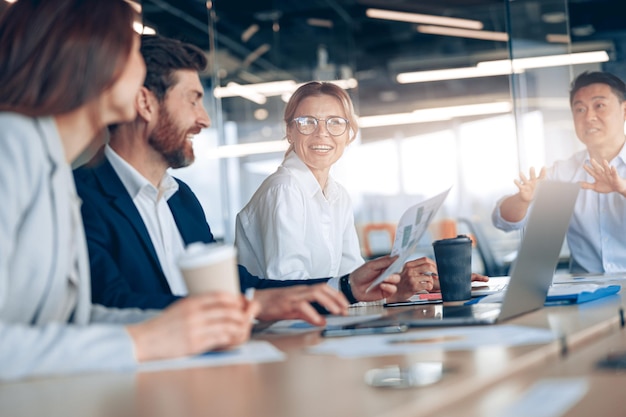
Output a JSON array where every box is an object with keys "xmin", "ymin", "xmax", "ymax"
[{"xmin": 74, "ymin": 157, "xmax": 329, "ymax": 310}]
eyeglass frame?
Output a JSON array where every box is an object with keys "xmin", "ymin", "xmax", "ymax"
[{"xmin": 291, "ymin": 115, "xmax": 350, "ymax": 136}]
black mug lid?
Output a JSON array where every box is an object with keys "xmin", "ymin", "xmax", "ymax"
[{"xmin": 432, "ymin": 234, "xmax": 472, "ymax": 246}]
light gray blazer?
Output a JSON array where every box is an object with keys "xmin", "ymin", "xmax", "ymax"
[{"xmin": 0, "ymin": 113, "xmax": 155, "ymax": 381}]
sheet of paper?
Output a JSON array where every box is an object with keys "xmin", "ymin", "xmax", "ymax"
[
  {"xmin": 366, "ymin": 187, "xmax": 451, "ymax": 292},
  {"xmin": 308, "ymin": 325, "xmax": 555, "ymax": 358},
  {"xmin": 493, "ymin": 378, "xmax": 589, "ymax": 417},
  {"xmin": 138, "ymin": 341, "xmax": 285, "ymax": 372},
  {"xmin": 262, "ymin": 314, "xmax": 383, "ymax": 334}
]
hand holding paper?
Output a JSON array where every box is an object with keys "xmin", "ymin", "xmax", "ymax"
[
  {"xmin": 349, "ymin": 256, "xmax": 401, "ymax": 302},
  {"xmin": 365, "ymin": 187, "xmax": 451, "ymax": 293}
]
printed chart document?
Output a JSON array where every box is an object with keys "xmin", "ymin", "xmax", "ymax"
[{"xmin": 366, "ymin": 187, "xmax": 451, "ymax": 292}]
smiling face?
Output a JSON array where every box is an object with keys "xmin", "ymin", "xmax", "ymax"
[
  {"xmin": 148, "ymin": 69, "xmax": 210, "ymax": 169},
  {"xmin": 288, "ymin": 94, "xmax": 351, "ymax": 186},
  {"xmin": 571, "ymin": 82, "xmax": 626, "ymax": 157}
]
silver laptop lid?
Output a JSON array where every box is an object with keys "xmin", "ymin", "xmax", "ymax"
[{"xmin": 498, "ymin": 180, "xmax": 580, "ymax": 321}]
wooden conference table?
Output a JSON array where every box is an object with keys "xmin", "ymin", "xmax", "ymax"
[
  {"xmin": 1, "ymin": 285, "xmax": 624, "ymax": 417},
  {"xmin": 438, "ymin": 327, "xmax": 626, "ymax": 417}
]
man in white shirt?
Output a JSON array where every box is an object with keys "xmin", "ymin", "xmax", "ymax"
[
  {"xmin": 75, "ymin": 35, "xmax": 431, "ymax": 327},
  {"xmin": 493, "ymin": 71, "xmax": 626, "ymax": 273}
]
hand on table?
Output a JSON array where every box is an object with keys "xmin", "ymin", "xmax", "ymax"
[
  {"xmin": 127, "ymin": 292, "xmax": 258, "ymax": 362},
  {"xmin": 253, "ymin": 284, "xmax": 349, "ymax": 327}
]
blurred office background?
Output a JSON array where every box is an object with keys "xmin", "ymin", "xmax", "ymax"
[
  {"xmin": 132, "ymin": 0, "xmax": 626, "ymax": 274},
  {"xmin": 4, "ymin": 0, "xmax": 620, "ymax": 274}
]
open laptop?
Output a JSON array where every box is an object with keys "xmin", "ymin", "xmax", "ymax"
[{"xmin": 345, "ymin": 180, "xmax": 580, "ymax": 328}]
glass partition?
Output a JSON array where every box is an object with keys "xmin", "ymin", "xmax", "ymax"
[
  {"xmin": 203, "ymin": 0, "xmax": 515, "ymax": 258},
  {"xmin": 140, "ymin": 0, "xmax": 622, "ymax": 273}
]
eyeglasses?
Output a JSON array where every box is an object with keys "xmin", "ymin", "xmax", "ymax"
[{"xmin": 292, "ymin": 116, "xmax": 349, "ymax": 136}]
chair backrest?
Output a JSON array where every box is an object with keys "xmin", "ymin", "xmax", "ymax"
[
  {"xmin": 457, "ymin": 217, "xmax": 508, "ymax": 277},
  {"xmin": 361, "ymin": 222, "xmax": 396, "ymax": 259}
]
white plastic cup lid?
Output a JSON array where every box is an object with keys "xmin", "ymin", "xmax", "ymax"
[{"xmin": 178, "ymin": 242, "xmax": 236, "ymax": 270}]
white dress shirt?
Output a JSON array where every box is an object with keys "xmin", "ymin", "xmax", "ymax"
[
  {"xmin": 235, "ymin": 151, "xmax": 364, "ymax": 280},
  {"xmin": 493, "ymin": 147, "xmax": 626, "ymax": 273},
  {"xmin": 105, "ymin": 146, "xmax": 188, "ymax": 295}
]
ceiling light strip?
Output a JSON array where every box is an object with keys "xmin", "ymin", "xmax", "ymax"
[
  {"xmin": 397, "ymin": 50, "xmax": 609, "ymax": 84},
  {"xmin": 213, "ymin": 79, "xmax": 357, "ymax": 101},
  {"xmin": 210, "ymin": 140, "xmax": 288, "ymax": 159},
  {"xmin": 366, "ymin": 8, "xmax": 483, "ymax": 30},
  {"xmin": 397, "ymin": 65, "xmax": 517, "ymax": 84},
  {"xmin": 359, "ymin": 102, "xmax": 512, "ymax": 128},
  {"xmin": 223, "ymin": 82, "xmax": 267, "ymax": 104},
  {"xmin": 477, "ymin": 50, "xmax": 610, "ymax": 71},
  {"xmin": 417, "ymin": 25, "xmax": 509, "ymax": 42}
]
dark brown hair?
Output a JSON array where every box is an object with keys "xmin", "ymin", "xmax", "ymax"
[
  {"xmin": 140, "ymin": 34, "xmax": 207, "ymax": 102},
  {"xmin": 0, "ymin": 0, "xmax": 138, "ymax": 116}
]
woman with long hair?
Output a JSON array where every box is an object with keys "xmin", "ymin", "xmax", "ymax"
[{"xmin": 0, "ymin": 0, "xmax": 257, "ymax": 381}]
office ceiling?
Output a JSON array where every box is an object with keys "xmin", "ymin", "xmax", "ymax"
[
  {"xmin": 1, "ymin": 0, "xmax": 620, "ymax": 119},
  {"xmin": 141, "ymin": 0, "xmax": 624, "ymax": 126}
]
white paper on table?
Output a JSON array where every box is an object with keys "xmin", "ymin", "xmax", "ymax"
[
  {"xmin": 365, "ymin": 187, "xmax": 451, "ymax": 293},
  {"xmin": 308, "ymin": 325, "xmax": 555, "ymax": 358},
  {"xmin": 138, "ymin": 340, "xmax": 285, "ymax": 372},
  {"xmin": 493, "ymin": 378, "xmax": 589, "ymax": 417},
  {"xmin": 263, "ymin": 314, "xmax": 384, "ymax": 334}
]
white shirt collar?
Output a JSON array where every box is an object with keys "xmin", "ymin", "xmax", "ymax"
[
  {"xmin": 105, "ymin": 145, "xmax": 179, "ymax": 202},
  {"xmin": 281, "ymin": 151, "xmax": 340, "ymax": 201}
]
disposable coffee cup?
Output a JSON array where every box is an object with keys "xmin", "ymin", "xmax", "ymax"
[
  {"xmin": 178, "ymin": 243, "xmax": 240, "ymax": 296},
  {"xmin": 432, "ymin": 235, "xmax": 472, "ymax": 305}
]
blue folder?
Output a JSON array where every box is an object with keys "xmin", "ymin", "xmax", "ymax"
[
  {"xmin": 472, "ymin": 284, "xmax": 621, "ymax": 306},
  {"xmin": 544, "ymin": 284, "xmax": 621, "ymax": 305}
]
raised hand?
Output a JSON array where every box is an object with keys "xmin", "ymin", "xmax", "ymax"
[
  {"xmin": 581, "ymin": 158, "xmax": 626, "ymax": 196},
  {"xmin": 513, "ymin": 167, "xmax": 547, "ymax": 202}
]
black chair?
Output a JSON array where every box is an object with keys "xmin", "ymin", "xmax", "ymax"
[{"xmin": 457, "ymin": 217, "xmax": 509, "ymax": 277}]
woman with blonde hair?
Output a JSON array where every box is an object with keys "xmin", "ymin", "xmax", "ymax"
[
  {"xmin": 236, "ymin": 82, "xmax": 364, "ymax": 281},
  {"xmin": 235, "ymin": 82, "xmax": 484, "ymax": 299}
]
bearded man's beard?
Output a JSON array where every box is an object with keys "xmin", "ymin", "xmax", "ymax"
[{"xmin": 148, "ymin": 107, "xmax": 195, "ymax": 169}]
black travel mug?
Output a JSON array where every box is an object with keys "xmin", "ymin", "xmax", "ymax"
[{"xmin": 432, "ymin": 235, "xmax": 472, "ymax": 304}]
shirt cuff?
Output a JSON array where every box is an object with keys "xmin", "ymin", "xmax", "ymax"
[{"xmin": 327, "ymin": 276, "xmax": 340, "ymax": 291}]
